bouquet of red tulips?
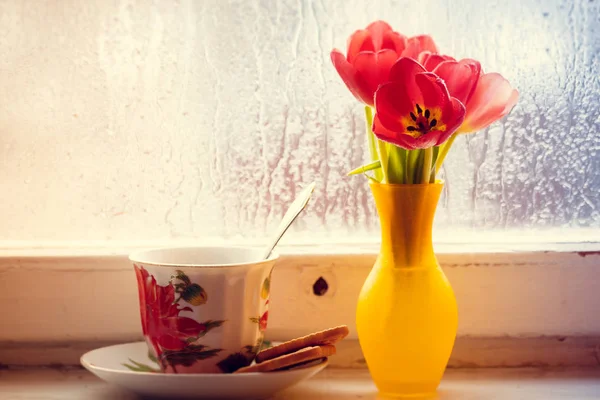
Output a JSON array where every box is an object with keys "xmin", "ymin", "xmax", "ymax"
[{"xmin": 331, "ymin": 21, "xmax": 519, "ymax": 184}]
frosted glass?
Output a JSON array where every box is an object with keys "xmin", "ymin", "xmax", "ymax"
[{"xmin": 0, "ymin": 0, "xmax": 598, "ymax": 244}]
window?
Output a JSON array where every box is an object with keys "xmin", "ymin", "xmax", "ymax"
[{"xmin": 1, "ymin": 0, "xmax": 598, "ymax": 246}]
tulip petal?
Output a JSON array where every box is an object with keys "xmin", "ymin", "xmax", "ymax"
[
  {"xmin": 437, "ymin": 97, "xmax": 466, "ymax": 145},
  {"xmin": 331, "ymin": 49, "xmax": 374, "ymax": 105},
  {"xmin": 373, "ymin": 114, "xmax": 419, "ymax": 150},
  {"xmin": 346, "ymin": 29, "xmax": 374, "ymax": 63},
  {"xmin": 372, "ymin": 113, "xmax": 396, "ymax": 137},
  {"xmin": 402, "ymin": 35, "xmax": 438, "ymax": 59},
  {"xmin": 389, "ymin": 134, "xmax": 421, "ymax": 150},
  {"xmin": 366, "ymin": 20, "xmax": 394, "ymax": 50},
  {"xmin": 460, "ymin": 72, "xmax": 519, "ymax": 133},
  {"xmin": 353, "ymin": 49, "xmax": 399, "ymax": 102},
  {"xmin": 414, "ymin": 72, "xmax": 450, "ymax": 111},
  {"xmin": 415, "ymin": 133, "xmax": 442, "ymax": 149},
  {"xmin": 417, "ymin": 51, "xmax": 432, "ymax": 65},
  {"xmin": 382, "ymin": 31, "xmax": 407, "ymax": 54},
  {"xmin": 422, "ymin": 53, "xmax": 456, "ymax": 71},
  {"xmin": 433, "ymin": 59, "xmax": 481, "ymax": 104},
  {"xmin": 374, "ymin": 81, "xmax": 419, "ymax": 128},
  {"xmin": 389, "ymin": 57, "xmax": 427, "ymax": 86}
]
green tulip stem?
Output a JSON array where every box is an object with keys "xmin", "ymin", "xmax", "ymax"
[
  {"xmin": 377, "ymin": 140, "xmax": 389, "ymax": 184},
  {"xmin": 364, "ymin": 106, "xmax": 383, "ymax": 182},
  {"xmin": 435, "ymin": 133, "xmax": 457, "ymax": 174},
  {"xmin": 421, "ymin": 147, "xmax": 433, "ymax": 184}
]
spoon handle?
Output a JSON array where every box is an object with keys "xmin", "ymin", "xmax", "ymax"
[{"xmin": 262, "ymin": 182, "xmax": 316, "ymax": 260}]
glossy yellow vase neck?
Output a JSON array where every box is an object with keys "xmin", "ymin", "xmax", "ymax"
[{"xmin": 370, "ymin": 182, "xmax": 443, "ymax": 269}]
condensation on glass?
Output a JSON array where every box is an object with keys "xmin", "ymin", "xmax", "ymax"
[{"xmin": 0, "ymin": 0, "xmax": 598, "ymax": 243}]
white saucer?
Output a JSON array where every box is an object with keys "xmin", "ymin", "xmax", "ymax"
[{"xmin": 81, "ymin": 342, "xmax": 328, "ymax": 400}]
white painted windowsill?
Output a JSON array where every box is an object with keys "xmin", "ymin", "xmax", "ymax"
[
  {"xmin": 1, "ymin": 240, "xmax": 599, "ymax": 368},
  {"xmin": 1, "ymin": 368, "xmax": 599, "ymax": 400}
]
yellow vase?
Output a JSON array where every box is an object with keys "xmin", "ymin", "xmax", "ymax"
[{"xmin": 356, "ymin": 182, "xmax": 458, "ymax": 398}]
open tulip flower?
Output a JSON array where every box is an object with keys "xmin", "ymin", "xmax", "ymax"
[
  {"xmin": 330, "ymin": 21, "xmax": 438, "ymax": 106},
  {"xmin": 372, "ymin": 58, "xmax": 466, "ymax": 150}
]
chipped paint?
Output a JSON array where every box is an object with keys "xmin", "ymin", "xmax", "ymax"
[{"xmin": 577, "ymin": 251, "xmax": 600, "ymax": 258}]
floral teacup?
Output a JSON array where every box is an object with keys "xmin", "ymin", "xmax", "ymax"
[{"xmin": 129, "ymin": 246, "xmax": 277, "ymax": 373}]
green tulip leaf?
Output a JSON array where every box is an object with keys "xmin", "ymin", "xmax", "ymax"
[{"xmin": 347, "ymin": 160, "xmax": 382, "ymax": 176}]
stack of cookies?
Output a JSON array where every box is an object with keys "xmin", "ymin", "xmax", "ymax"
[{"xmin": 234, "ymin": 325, "xmax": 349, "ymax": 373}]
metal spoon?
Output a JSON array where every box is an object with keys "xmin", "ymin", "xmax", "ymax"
[{"xmin": 262, "ymin": 182, "xmax": 316, "ymax": 260}]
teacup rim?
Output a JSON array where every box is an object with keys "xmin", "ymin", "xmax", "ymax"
[{"xmin": 128, "ymin": 245, "xmax": 279, "ymax": 268}]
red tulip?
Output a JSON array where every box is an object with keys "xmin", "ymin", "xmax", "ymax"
[
  {"xmin": 419, "ymin": 53, "xmax": 518, "ymax": 134},
  {"xmin": 331, "ymin": 21, "xmax": 438, "ymax": 106},
  {"xmin": 372, "ymin": 58, "xmax": 465, "ymax": 149}
]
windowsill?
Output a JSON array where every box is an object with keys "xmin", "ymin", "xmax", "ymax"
[
  {"xmin": 1, "ymin": 234, "xmax": 600, "ymax": 256},
  {"xmin": 1, "ymin": 241, "xmax": 599, "ymax": 368},
  {"xmin": 1, "ymin": 367, "xmax": 599, "ymax": 400}
]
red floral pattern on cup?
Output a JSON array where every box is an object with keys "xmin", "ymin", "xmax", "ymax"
[
  {"xmin": 134, "ymin": 265, "xmax": 224, "ymax": 372},
  {"xmin": 259, "ymin": 300, "xmax": 269, "ymax": 332}
]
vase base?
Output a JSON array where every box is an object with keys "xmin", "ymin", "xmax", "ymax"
[
  {"xmin": 374, "ymin": 380, "xmax": 439, "ymax": 399},
  {"xmin": 378, "ymin": 391, "xmax": 437, "ymax": 399}
]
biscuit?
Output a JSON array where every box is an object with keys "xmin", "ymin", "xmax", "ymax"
[
  {"xmin": 234, "ymin": 345, "xmax": 335, "ymax": 373},
  {"xmin": 255, "ymin": 325, "xmax": 349, "ymax": 363}
]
